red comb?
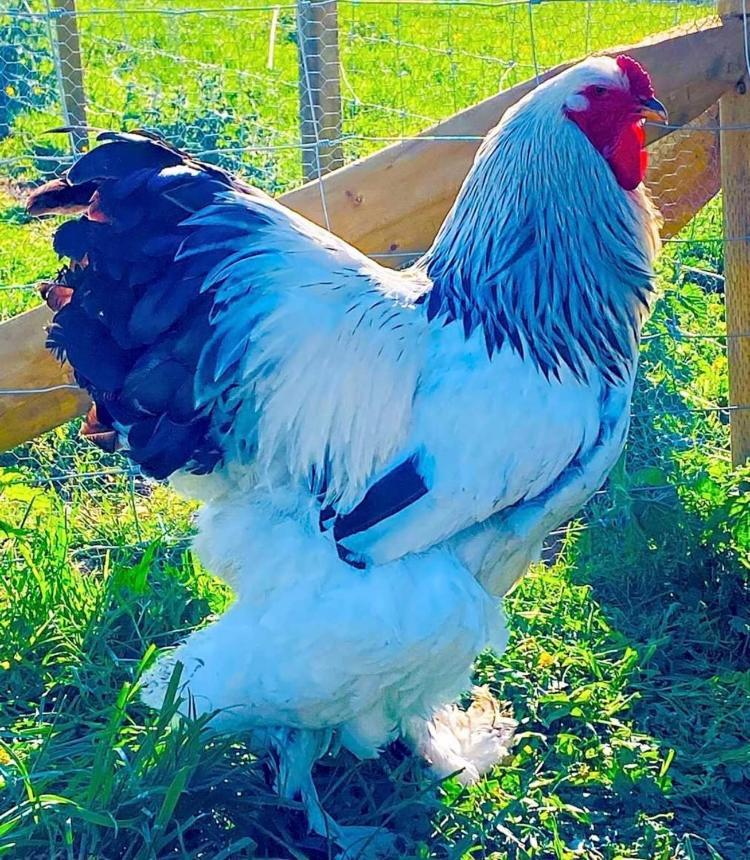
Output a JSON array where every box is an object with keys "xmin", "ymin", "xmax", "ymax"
[{"xmin": 616, "ymin": 55, "xmax": 654, "ymax": 100}]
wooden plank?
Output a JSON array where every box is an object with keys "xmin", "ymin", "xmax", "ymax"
[
  {"xmin": 719, "ymin": 0, "xmax": 750, "ymax": 464},
  {"xmin": 52, "ymin": 0, "xmax": 88, "ymax": 154},
  {"xmin": 0, "ymin": 307, "xmax": 89, "ymax": 451},
  {"xmin": 0, "ymin": 18, "xmax": 737, "ymax": 451},
  {"xmin": 648, "ymin": 104, "xmax": 720, "ymax": 239},
  {"xmin": 297, "ymin": 0, "xmax": 343, "ymax": 181}
]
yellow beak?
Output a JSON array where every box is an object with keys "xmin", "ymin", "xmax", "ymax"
[{"xmin": 640, "ymin": 96, "xmax": 668, "ymax": 124}]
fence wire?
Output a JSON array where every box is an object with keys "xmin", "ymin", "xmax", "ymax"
[{"xmin": 0, "ymin": 0, "xmax": 743, "ymax": 566}]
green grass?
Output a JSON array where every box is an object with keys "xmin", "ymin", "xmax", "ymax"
[
  {"xmin": 1, "ymin": 0, "xmax": 749, "ymax": 858},
  {"xmin": 0, "ymin": 189, "xmax": 57, "ymax": 320}
]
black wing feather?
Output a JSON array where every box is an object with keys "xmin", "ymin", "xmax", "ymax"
[{"xmin": 318, "ymin": 456, "xmax": 430, "ymax": 567}]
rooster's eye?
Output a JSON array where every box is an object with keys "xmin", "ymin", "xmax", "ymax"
[{"xmin": 593, "ymin": 86, "xmax": 607, "ymax": 96}]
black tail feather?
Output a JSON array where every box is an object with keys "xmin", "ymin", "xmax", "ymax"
[{"xmin": 30, "ymin": 131, "xmax": 252, "ymax": 478}]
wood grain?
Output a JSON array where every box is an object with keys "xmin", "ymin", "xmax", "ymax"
[
  {"xmin": 648, "ymin": 104, "xmax": 720, "ymax": 239},
  {"xmin": 0, "ymin": 307, "xmax": 89, "ymax": 450},
  {"xmin": 297, "ymin": 0, "xmax": 343, "ymax": 180}
]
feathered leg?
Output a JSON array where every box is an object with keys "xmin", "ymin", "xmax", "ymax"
[
  {"xmin": 143, "ymin": 652, "xmax": 398, "ymax": 857},
  {"xmin": 404, "ymin": 686, "xmax": 517, "ymax": 785},
  {"xmin": 272, "ymin": 728, "xmax": 397, "ymax": 859}
]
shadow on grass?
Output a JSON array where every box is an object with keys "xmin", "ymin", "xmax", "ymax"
[{"xmin": 566, "ymin": 473, "xmax": 750, "ymax": 860}]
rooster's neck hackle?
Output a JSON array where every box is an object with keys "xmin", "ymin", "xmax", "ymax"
[{"xmin": 418, "ymin": 87, "xmax": 660, "ymax": 385}]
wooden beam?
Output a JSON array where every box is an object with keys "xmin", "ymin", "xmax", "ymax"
[
  {"xmin": 0, "ymin": 18, "xmax": 736, "ymax": 452},
  {"xmin": 648, "ymin": 104, "xmax": 720, "ymax": 239},
  {"xmin": 719, "ymin": 0, "xmax": 750, "ymax": 464},
  {"xmin": 0, "ymin": 308, "xmax": 89, "ymax": 451}
]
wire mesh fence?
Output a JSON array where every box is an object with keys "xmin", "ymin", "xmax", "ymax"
[
  {"xmin": 0, "ymin": 0, "xmax": 741, "ymax": 566},
  {"xmin": 0, "ymin": 0, "xmax": 716, "ymax": 184}
]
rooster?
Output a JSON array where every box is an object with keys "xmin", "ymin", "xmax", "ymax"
[{"xmin": 28, "ymin": 54, "xmax": 666, "ymax": 853}]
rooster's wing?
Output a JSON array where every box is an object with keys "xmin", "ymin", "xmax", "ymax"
[{"xmin": 30, "ymin": 132, "xmax": 425, "ymax": 505}]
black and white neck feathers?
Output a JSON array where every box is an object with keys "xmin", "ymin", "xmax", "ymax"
[{"xmin": 416, "ymin": 64, "xmax": 661, "ymax": 385}]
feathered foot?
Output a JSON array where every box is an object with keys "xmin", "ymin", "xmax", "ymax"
[
  {"xmin": 406, "ymin": 686, "xmax": 517, "ymax": 784},
  {"xmin": 272, "ymin": 728, "xmax": 398, "ymax": 859}
]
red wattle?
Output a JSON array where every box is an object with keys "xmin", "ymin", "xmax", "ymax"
[{"xmin": 608, "ymin": 122, "xmax": 647, "ymax": 191}]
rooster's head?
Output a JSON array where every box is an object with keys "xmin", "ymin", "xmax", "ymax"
[{"xmin": 558, "ymin": 55, "xmax": 667, "ymax": 191}]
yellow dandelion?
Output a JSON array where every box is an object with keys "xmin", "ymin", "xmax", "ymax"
[{"xmin": 537, "ymin": 651, "xmax": 554, "ymax": 668}]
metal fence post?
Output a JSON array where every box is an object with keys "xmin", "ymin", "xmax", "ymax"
[
  {"xmin": 718, "ymin": 0, "xmax": 750, "ymax": 465},
  {"xmin": 297, "ymin": 0, "xmax": 343, "ymax": 182},
  {"xmin": 51, "ymin": 0, "xmax": 88, "ymax": 154}
]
